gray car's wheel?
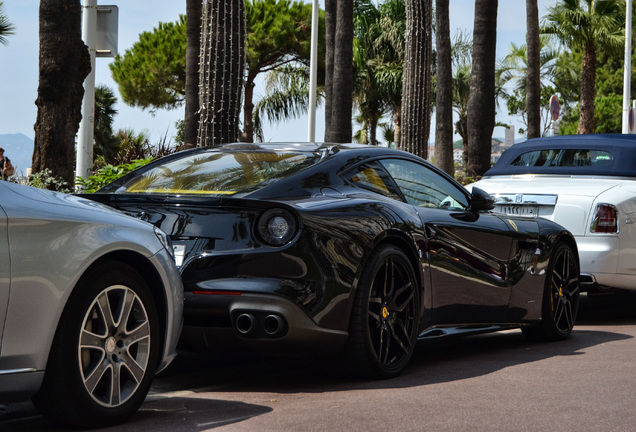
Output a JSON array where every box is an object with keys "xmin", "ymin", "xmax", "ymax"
[
  {"xmin": 33, "ymin": 260, "xmax": 160, "ymax": 428},
  {"xmin": 339, "ymin": 245, "xmax": 419, "ymax": 379},
  {"xmin": 522, "ymin": 242, "xmax": 580, "ymax": 341}
]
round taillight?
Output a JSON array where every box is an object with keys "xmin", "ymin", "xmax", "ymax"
[{"xmin": 257, "ymin": 208, "xmax": 298, "ymax": 246}]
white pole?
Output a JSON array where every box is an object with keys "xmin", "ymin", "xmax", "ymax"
[
  {"xmin": 77, "ymin": 0, "xmax": 97, "ymax": 184},
  {"xmin": 622, "ymin": 0, "xmax": 632, "ymax": 134},
  {"xmin": 307, "ymin": 0, "xmax": 319, "ymax": 143}
]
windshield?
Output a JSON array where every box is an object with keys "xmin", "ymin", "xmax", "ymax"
[{"xmin": 118, "ymin": 151, "xmax": 318, "ymax": 195}]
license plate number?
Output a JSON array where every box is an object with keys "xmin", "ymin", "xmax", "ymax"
[{"xmin": 495, "ymin": 205, "xmax": 540, "ymax": 216}]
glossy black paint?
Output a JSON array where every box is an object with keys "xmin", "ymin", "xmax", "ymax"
[{"xmin": 83, "ymin": 143, "xmax": 578, "ymax": 356}]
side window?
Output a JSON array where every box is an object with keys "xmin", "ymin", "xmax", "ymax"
[
  {"xmin": 347, "ymin": 163, "xmax": 400, "ymax": 199},
  {"xmin": 379, "ymin": 158, "xmax": 469, "ymax": 210}
]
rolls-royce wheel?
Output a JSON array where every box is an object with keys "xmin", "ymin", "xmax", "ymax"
[
  {"xmin": 33, "ymin": 260, "xmax": 160, "ymax": 428},
  {"xmin": 340, "ymin": 245, "xmax": 419, "ymax": 379},
  {"xmin": 522, "ymin": 242, "xmax": 580, "ymax": 341}
]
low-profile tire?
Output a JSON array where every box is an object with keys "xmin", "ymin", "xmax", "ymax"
[
  {"xmin": 522, "ymin": 242, "xmax": 580, "ymax": 342},
  {"xmin": 32, "ymin": 260, "xmax": 161, "ymax": 428},
  {"xmin": 339, "ymin": 245, "xmax": 420, "ymax": 379}
]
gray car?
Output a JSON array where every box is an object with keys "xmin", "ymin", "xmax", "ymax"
[{"xmin": 0, "ymin": 181, "xmax": 183, "ymax": 428}]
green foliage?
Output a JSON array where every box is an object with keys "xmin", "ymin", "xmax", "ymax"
[
  {"xmin": 107, "ymin": 129, "xmax": 175, "ymax": 166},
  {"xmin": 557, "ymin": 44, "xmax": 636, "ymax": 134},
  {"xmin": 254, "ymin": 65, "xmax": 317, "ymax": 141},
  {"xmin": 28, "ymin": 169, "xmax": 71, "ymax": 193},
  {"xmin": 593, "ymin": 94, "xmax": 623, "ymax": 133},
  {"xmin": 246, "ymin": 0, "xmax": 318, "ymax": 71},
  {"xmin": 0, "ymin": 1, "xmax": 15, "ymax": 46},
  {"xmin": 352, "ymin": 0, "xmax": 405, "ymax": 145},
  {"xmin": 542, "ymin": 0, "xmax": 624, "ymax": 55},
  {"xmin": 94, "ymin": 85, "xmax": 119, "ymax": 161},
  {"xmin": 75, "ymin": 158, "xmax": 153, "ymax": 193},
  {"xmin": 110, "ymin": 15, "xmax": 186, "ymax": 110},
  {"xmin": 110, "ymin": 1, "xmax": 323, "ymax": 143},
  {"xmin": 174, "ymin": 120, "xmax": 185, "ymax": 147}
]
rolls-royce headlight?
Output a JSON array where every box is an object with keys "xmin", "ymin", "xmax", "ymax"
[{"xmin": 257, "ymin": 208, "xmax": 298, "ymax": 246}]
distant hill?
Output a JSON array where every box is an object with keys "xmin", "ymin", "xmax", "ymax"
[{"xmin": 0, "ymin": 133, "xmax": 34, "ymax": 175}]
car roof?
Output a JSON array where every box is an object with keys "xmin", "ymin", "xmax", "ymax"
[
  {"xmin": 95, "ymin": 142, "xmax": 446, "ymax": 196},
  {"xmin": 485, "ymin": 134, "xmax": 636, "ymax": 177}
]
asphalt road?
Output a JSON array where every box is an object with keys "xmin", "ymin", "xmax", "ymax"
[{"xmin": 3, "ymin": 291, "xmax": 636, "ymax": 432}]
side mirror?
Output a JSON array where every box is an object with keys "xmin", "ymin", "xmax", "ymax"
[{"xmin": 470, "ymin": 187, "xmax": 495, "ymax": 212}]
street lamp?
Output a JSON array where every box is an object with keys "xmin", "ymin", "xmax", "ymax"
[
  {"xmin": 622, "ymin": 0, "xmax": 633, "ymax": 134},
  {"xmin": 307, "ymin": 0, "xmax": 319, "ymax": 142}
]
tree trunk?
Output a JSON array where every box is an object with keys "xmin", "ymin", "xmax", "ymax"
[
  {"xmin": 400, "ymin": 0, "xmax": 433, "ymax": 159},
  {"xmin": 241, "ymin": 71, "xmax": 257, "ymax": 142},
  {"xmin": 393, "ymin": 109, "xmax": 402, "ymax": 149},
  {"xmin": 324, "ymin": 0, "xmax": 336, "ymax": 130},
  {"xmin": 198, "ymin": 0, "xmax": 245, "ymax": 147},
  {"xmin": 33, "ymin": 0, "xmax": 90, "ymax": 185},
  {"xmin": 466, "ymin": 0, "xmax": 497, "ymax": 178},
  {"xmin": 434, "ymin": 0, "xmax": 454, "ymax": 175},
  {"xmin": 185, "ymin": 0, "xmax": 202, "ymax": 147},
  {"xmin": 578, "ymin": 41, "xmax": 597, "ymax": 134},
  {"xmin": 369, "ymin": 114, "xmax": 378, "ymax": 146},
  {"xmin": 324, "ymin": 0, "xmax": 353, "ymax": 143},
  {"xmin": 526, "ymin": 0, "xmax": 541, "ymax": 139}
]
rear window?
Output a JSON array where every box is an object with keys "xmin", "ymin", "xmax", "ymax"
[
  {"xmin": 511, "ymin": 149, "xmax": 613, "ymax": 168},
  {"xmin": 119, "ymin": 151, "xmax": 317, "ymax": 195}
]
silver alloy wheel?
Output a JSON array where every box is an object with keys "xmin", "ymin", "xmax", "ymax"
[{"xmin": 79, "ymin": 285, "xmax": 151, "ymax": 407}]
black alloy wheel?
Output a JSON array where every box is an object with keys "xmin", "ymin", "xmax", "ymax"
[
  {"xmin": 522, "ymin": 242, "xmax": 580, "ymax": 341},
  {"xmin": 341, "ymin": 245, "xmax": 419, "ymax": 379}
]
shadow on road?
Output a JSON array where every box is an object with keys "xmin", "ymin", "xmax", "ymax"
[{"xmin": 2, "ymin": 292, "xmax": 635, "ymax": 430}]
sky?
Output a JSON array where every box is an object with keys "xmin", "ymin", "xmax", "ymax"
[{"xmin": 0, "ymin": 0, "xmax": 555, "ymax": 148}]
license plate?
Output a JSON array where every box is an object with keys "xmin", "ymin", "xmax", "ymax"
[{"xmin": 495, "ymin": 205, "xmax": 540, "ymax": 216}]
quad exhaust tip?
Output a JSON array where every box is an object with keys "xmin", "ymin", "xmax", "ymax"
[
  {"xmin": 236, "ymin": 313, "xmax": 257, "ymax": 335},
  {"xmin": 234, "ymin": 312, "xmax": 286, "ymax": 338}
]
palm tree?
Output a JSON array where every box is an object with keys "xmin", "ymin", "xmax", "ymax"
[
  {"xmin": 352, "ymin": 0, "xmax": 404, "ymax": 146},
  {"xmin": 185, "ymin": 0, "xmax": 202, "ymax": 146},
  {"xmin": 33, "ymin": 0, "xmax": 90, "ymax": 184},
  {"xmin": 466, "ymin": 0, "xmax": 498, "ymax": 178},
  {"xmin": 542, "ymin": 0, "xmax": 624, "ymax": 134},
  {"xmin": 526, "ymin": 0, "xmax": 541, "ymax": 139},
  {"xmin": 242, "ymin": 0, "xmax": 321, "ymax": 143},
  {"xmin": 400, "ymin": 0, "xmax": 433, "ymax": 159},
  {"xmin": 93, "ymin": 85, "xmax": 119, "ymax": 163},
  {"xmin": 198, "ymin": 0, "xmax": 245, "ymax": 146},
  {"xmin": 253, "ymin": 65, "xmax": 321, "ymax": 142},
  {"xmin": 0, "ymin": 2, "xmax": 15, "ymax": 46},
  {"xmin": 324, "ymin": 0, "xmax": 354, "ymax": 143},
  {"xmin": 497, "ymin": 37, "xmax": 562, "ymax": 136},
  {"xmin": 434, "ymin": 0, "xmax": 454, "ymax": 175}
]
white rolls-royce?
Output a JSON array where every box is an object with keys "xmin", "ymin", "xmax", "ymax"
[{"xmin": 470, "ymin": 134, "xmax": 636, "ymax": 294}]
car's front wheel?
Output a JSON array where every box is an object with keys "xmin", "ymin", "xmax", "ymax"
[
  {"xmin": 522, "ymin": 242, "xmax": 580, "ymax": 341},
  {"xmin": 33, "ymin": 260, "xmax": 160, "ymax": 428},
  {"xmin": 339, "ymin": 245, "xmax": 419, "ymax": 379}
]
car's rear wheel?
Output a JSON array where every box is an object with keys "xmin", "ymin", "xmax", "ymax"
[
  {"xmin": 340, "ymin": 245, "xmax": 419, "ymax": 379},
  {"xmin": 33, "ymin": 260, "xmax": 160, "ymax": 428},
  {"xmin": 522, "ymin": 242, "xmax": 580, "ymax": 341}
]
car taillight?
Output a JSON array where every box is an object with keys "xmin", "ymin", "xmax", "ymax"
[
  {"xmin": 256, "ymin": 208, "xmax": 299, "ymax": 246},
  {"xmin": 591, "ymin": 204, "xmax": 618, "ymax": 233}
]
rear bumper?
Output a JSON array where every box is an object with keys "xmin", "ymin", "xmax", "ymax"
[
  {"xmin": 576, "ymin": 236, "xmax": 636, "ymax": 291},
  {"xmin": 180, "ymin": 291, "xmax": 348, "ymax": 356}
]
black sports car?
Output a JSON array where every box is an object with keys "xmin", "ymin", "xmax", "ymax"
[{"xmin": 84, "ymin": 143, "xmax": 580, "ymax": 378}]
